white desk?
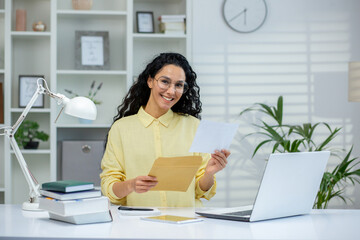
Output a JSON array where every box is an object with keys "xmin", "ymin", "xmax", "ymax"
[{"xmin": 0, "ymin": 204, "xmax": 359, "ymax": 240}]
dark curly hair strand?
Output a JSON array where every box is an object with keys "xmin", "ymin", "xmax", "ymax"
[{"xmin": 112, "ymin": 52, "xmax": 202, "ymax": 123}]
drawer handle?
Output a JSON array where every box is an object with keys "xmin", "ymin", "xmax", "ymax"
[{"xmin": 82, "ymin": 145, "xmax": 91, "ymax": 153}]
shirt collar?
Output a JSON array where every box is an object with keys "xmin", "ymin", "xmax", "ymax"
[{"xmin": 137, "ymin": 106, "xmax": 174, "ymax": 128}]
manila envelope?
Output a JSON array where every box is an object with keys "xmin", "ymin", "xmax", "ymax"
[{"xmin": 148, "ymin": 156, "xmax": 202, "ymax": 192}]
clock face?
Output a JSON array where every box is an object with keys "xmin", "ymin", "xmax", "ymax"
[{"xmin": 223, "ymin": 0, "xmax": 267, "ymax": 33}]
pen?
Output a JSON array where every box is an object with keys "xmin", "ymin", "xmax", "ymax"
[{"xmin": 118, "ymin": 206, "xmax": 154, "ymax": 211}]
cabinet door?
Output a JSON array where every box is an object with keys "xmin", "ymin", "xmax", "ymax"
[{"xmin": 62, "ymin": 140, "xmax": 104, "ymax": 186}]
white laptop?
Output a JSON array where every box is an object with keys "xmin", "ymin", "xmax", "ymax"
[{"xmin": 196, "ymin": 151, "xmax": 330, "ymax": 222}]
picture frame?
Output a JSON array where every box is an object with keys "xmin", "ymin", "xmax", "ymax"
[
  {"xmin": 19, "ymin": 75, "xmax": 45, "ymax": 108},
  {"xmin": 136, "ymin": 11, "xmax": 154, "ymax": 33},
  {"xmin": 75, "ymin": 31, "xmax": 110, "ymax": 70}
]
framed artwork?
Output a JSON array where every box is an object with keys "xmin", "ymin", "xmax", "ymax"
[
  {"xmin": 19, "ymin": 75, "xmax": 45, "ymax": 108},
  {"xmin": 136, "ymin": 11, "xmax": 154, "ymax": 33},
  {"xmin": 75, "ymin": 31, "xmax": 110, "ymax": 70}
]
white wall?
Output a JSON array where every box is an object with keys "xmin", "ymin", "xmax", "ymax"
[{"xmin": 192, "ymin": 0, "xmax": 360, "ymax": 209}]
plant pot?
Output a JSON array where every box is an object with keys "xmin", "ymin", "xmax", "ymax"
[
  {"xmin": 72, "ymin": 0, "xmax": 93, "ymax": 10},
  {"xmin": 24, "ymin": 141, "xmax": 39, "ymax": 149}
]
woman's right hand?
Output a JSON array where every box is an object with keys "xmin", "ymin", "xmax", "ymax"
[{"xmin": 131, "ymin": 176, "xmax": 158, "ymax": 193}]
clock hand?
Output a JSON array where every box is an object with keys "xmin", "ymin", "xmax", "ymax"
[
  {"xmin": 229, "ymin": 8, "xmax": 246, "ymax": 22},
  {"xmin": 244, "ymin": 9, "xmax": 247, "ymax": 25}
]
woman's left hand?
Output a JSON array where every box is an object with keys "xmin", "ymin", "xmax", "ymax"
[{"xmin": 205, "ymin": 149, "xmax": 231, "ymax": 176}]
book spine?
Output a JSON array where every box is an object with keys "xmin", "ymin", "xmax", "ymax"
[
  {"xmin": 159, "ymin": 23, "xmax": 185, "ymax": 34},
  {"xmin": 159, "ymin": 15, "xmax": 186, "ymax": 19},
  {"xmin": 42, "ymin": 185, "xmax": 66, "ymax": 192},
  {"xmin": 158, "ymin": 15, "xmax": 186, "ymax": 23},
  {"xmin": 159, "ymin": 18, "xmax": 185, "ymax": 23}
]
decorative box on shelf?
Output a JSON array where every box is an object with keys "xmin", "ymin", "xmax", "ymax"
[{"xmin": 72, "ymin": 0, "xmax": 93, "ymax": 10}]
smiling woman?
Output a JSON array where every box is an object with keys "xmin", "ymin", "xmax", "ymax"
[
  {"xmin": 100, "ymin": 52, "xmax": 231, "ymax": 207},
  {"xmin": 145, "ymin": 64, "xmax": 186, "ymax": 118}
]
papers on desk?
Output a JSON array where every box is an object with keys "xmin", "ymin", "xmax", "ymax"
[
  {"xmin": 189, "ymin": 120, "xmax": 239, "ymax": 153},
  {"xmin": 141, "ymin": 215, "xmax": 203, "ymax": 224},
  {"xmin": 148, "ymin": 156, "xmax": 202, "ymax": 192}
]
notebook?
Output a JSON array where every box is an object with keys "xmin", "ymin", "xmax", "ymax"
[{"xmin": 196, "ymin": 151, "xmax": 330, "ymax": 222}]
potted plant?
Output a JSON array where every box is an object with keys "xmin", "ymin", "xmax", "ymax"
[
  {"xmin": 240, "ymin": 96, "xmax": 360, "ymax": 209},
  {"xmin": 64, "ymin": 80, "xmax": 103, "ymax": 124},
  {"xmin": 64, "ymin": 80, "xmax": 103, "ymax": 105},
  {"xmin": 14, "ymin": 120, "xmax": 49, "ymax": 149}
]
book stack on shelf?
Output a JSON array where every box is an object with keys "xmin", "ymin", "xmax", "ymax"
[
  {"xmin": 158, "ymin": 15, "xmax": 186, "ymax": 35},
  {"xmin": 39, "ymin": 180, "xmax": 112, "ymax": 225}
]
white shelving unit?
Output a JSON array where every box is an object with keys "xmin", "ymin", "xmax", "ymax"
[
  {"xmin": 0, "ymin": 0, "xmax": 6, "ymax": 204},
  {"xmin": 0, "ymin": 0, "xmax": 191, "ymax": 204}
]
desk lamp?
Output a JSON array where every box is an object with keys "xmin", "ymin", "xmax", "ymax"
[
  {"xmin": 349, "ymin": 62, "xmax": 360, "ymax": 102},
  {"xmin": 1, "ymin": 78, "xmax": 97, "ymax": 211}
]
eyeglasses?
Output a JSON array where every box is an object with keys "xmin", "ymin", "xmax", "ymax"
[{"xmin": 155, "ymin": 78, "xmax": 189, "ymax": 94}]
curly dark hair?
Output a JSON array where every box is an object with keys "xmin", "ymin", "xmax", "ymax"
[{"xmin": 112, "ymin": 52, "xmax": 202, "ymax": 123}]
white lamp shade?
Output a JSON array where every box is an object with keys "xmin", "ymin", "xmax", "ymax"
[
  {"xmin": 64, "ymin": 97, "xmax": 97, "ymax": 120},
  {"xmin": 348, "ymin": 62, "xmax": 360, "ymax": 102}
]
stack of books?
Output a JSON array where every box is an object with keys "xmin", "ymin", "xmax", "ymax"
[
  {"xmin": 158, "ymin": 14, "xmax": 186, "ymax": 35},
  {"xmin": 39, "ymin": 180, "xmax": 112, "ymax": 224}
]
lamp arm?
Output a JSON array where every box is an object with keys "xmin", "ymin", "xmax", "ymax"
[
  {"xmin": 12, "ymin": 79, "xmax": 69, "ymax": 133},
  {"xmin": 5, "ymin": 78, "xmax": 68, "ymax": 203},
  {"xmin": 12, "ymin": 83, "xmax": 46, "ymax": 133},
  {"xmin": 8, "ymin": 134, "xmax": 41, "ymax": 200},
  {"xmin": 4, "ymin": 83, "xmax": 46, "ymax": 201},
  {"xmin": 0, "ymin": 78, "xmax": 95, "ymax": 210}
]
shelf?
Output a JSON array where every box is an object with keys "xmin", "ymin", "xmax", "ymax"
[
  {"xmin": 11, "ymin": 31, "xmax": 51, "ymax": 38},
  {"xmin": 11, "ymin": 108, "xmax": 51, "ymax": 113},
  {"xmin": 133, "ymin": 33, "xmax": 187, "ymax": 39},
  {"xmin": 1, "ymin": 0, "xmax": 190, "ymax": 205},
  {"xmin": 11, "ymin": 149, "xmax": 51, "ymax": 154},
  {"xmin": 57, "ymin": 10, "xmax": 127, "ymax": 16},
  {"xmin": 57, "ymin": 70, "xmax": 127, "ymax": 76},
  {"xmin": 56, "ymin": 123, "xmax": 111, "ymax": 128}
]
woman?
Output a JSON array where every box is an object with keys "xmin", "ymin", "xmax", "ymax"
[{"xmin": 100, "ymin": 53, "xmax": 230, "ymax": 207}]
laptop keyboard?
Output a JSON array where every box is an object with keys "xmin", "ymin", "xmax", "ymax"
[{"xmin": 223, "ymin": 210, "xmax": 252, "ymax": 217}]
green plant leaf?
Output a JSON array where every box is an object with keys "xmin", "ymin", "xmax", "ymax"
[
  {"xmin": 290, "ymin": 139, "xmax": 303, "ymax": 152},
  {"xmin": 239, "ymin": 96, "xmax": 360, "ymax": 209},
  {"xmin": 258, "ymin": 103, "xmax": 277, "ymax": 120},
  {"xmin": 252, "ymin": 139, "xmax": 273, "ymax": 158},
  {"xmin": 13, "ymin": 120, "xmax": 49, "ymax": 148},
  {"xmin": 316, "ymin": 127, "xmax": 341, "ymax": 151},
  {"xmin": 275, "ymin": 96, "xmax": 283, "ymax": 125}
]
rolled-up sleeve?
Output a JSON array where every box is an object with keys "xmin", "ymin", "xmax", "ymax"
[
  {"xmin": 194, "ymin": 153, "xmax": 217, "ymax": 200},
  {"xmin": 100, "ymin": 125, "xmax": 127, "ymax": 205}
]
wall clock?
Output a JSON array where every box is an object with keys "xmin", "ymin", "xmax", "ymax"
[{"xmin": 223, "ymin": 0, "xmax": 267, "ymax": 33}]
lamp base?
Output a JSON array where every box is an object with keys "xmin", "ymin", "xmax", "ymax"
[{"xmin": 22, "ymin": 201, "xmax": 44, "ymax": 211}]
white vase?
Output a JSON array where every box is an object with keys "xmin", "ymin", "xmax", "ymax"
[{"xmin": 78, "ymin": 118, "xmax": 93, "ymax": 124}]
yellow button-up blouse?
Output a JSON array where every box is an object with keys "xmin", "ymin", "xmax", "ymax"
[{"xmin": 100, "ymin": 107, "xmax": 216, "ymax": 207}]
